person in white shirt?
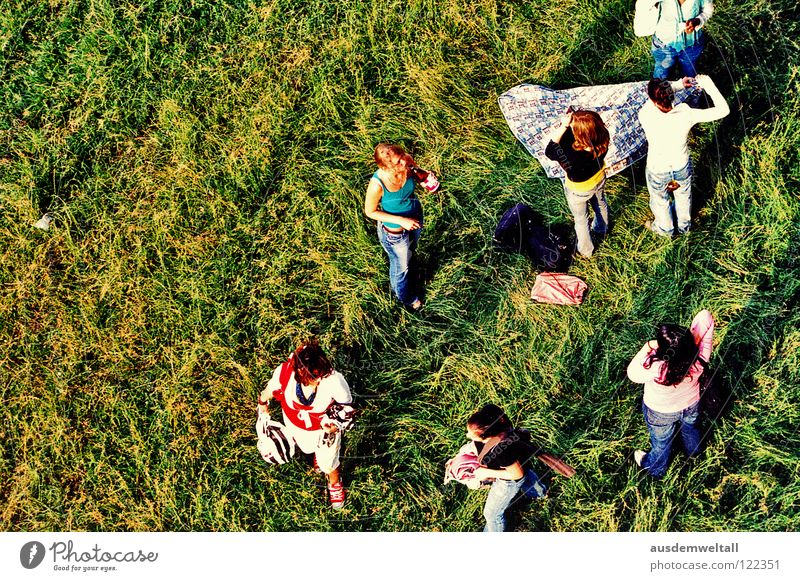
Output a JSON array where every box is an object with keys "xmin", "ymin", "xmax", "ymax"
[
  {"xmin": 638, "ymin": 74, "xmax": 730, "ymax": 236},
  {"xmin": 634, "ymin": 0, "xmax": 714, "ymax": 79},
  {"xmin": 258, "ymin": 339, "xmax": 353, "ymax": 509}
]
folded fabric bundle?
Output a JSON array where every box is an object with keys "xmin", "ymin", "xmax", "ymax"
[
  {"xmin": 531, "ymin": 272, "xmax": 588, "ymax": 305},
  {"xmin": 321, "ymin": 402, "xmax": 356, "ymax": 432},
  {"xmin": 444, "ymin": 442, "xmax": 483, "ymax": 489},
  {"xmin": 498, "ymin": 81, "xmax": 696, "ymax": 178},
  {"xmin": 317, "ymin": 403, "xmax": 356, "ymax": 449}
]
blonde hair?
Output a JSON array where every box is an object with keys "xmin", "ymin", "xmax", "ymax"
[
  {"xmin": 374, "ymin": 143, "xmax": 409, "ymax": 181},
  {"xmin": 571, "ymin": 110, "xmax": 609, "ymax": 158}
]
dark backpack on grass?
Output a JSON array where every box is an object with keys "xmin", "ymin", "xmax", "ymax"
[{"xmin": 493, "ymin": 203, "xmax": 574, "ymax": 272}]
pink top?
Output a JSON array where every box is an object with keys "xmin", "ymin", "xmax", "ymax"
[{"xmin": 627, "ymin": 310, "xmax": 715, "ymax": 413}]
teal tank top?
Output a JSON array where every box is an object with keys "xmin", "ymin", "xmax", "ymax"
[{"xmin": 372, "ymin": 171, "xmax": 421, "ymax": 230}]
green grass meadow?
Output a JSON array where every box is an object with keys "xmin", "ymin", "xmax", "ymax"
[{"xmin": 1, "ymin": 0, "xmax": 799, "ymax": 531}]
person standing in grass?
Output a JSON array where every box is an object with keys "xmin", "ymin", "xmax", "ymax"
[
  {"xmin": 628, "ymin": 309, "xmax": 715, "ymax": 478},
  {"xmin": 364, "ymin": 143, "xmax": 424, "ymax": 311},
  {"xmin": 634, "ymin": 0, "xmax": 714, "ymax": 79},
  {"xmin": 257, "ymin": 339, "xmax": 353, "ymax": 509},
  {"xmin": 545, "ymin": 110, "xmax": 611, "ymax": 258},
  {"xmin": 465, "ymin": 404, "xmax": 547, "ymax": 532},
  {"xmin": 638, "ymin": 75, "xmax": 730, "ymax": 237}
]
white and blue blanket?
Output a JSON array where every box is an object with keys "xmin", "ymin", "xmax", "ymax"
[{"xmin": 498, "ymin": 81, "xmax": 694, "ymax": 179}]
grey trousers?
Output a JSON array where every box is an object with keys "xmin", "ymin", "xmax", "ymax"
[{"xmin": 564, "ymin": 177, "xmax": 609, "ymax": 257}]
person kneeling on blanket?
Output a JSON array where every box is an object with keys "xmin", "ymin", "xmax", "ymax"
[{"xmin": 257, "ymin": 339, "xmax": 355, "ymax": 509}]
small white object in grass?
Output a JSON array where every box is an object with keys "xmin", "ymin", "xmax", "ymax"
[{"xmin": 34, "ymin": 213, "xmax": 53, "ymax": 231}]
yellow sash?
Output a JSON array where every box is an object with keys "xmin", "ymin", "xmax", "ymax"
[{"xmin": 565, "ymin": 167, "xmax": 606, "ymax": 193}]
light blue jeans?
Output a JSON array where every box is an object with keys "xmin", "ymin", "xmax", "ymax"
[
  {"xmin": 646, "ymin": 160, "xmax": 693, "ymax": 236},
  {"xmin": 640, "ymin": 402, "xmax": 702, "ymax": 478},
  {"xmin": 483, "ymin": 470, "xmax": 546, "ymax": 532},
  {"xmin": 377, "ymin": 221, "xmax": 421, "ymax": 307},
  {"xmin": 651, "ymin": 34, "xmax": 705, "ymax": 79},
  {"xmin": 564, "ymin": 177, "xmax": 609, "ymax": 258}
]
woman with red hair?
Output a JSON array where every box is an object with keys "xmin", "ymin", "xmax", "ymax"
[
  {"xmin": 545, "ymin": 110, "xmax": 611, "ymax": 258},
  {"xmin": 364, "ymin": 143, "xmax": 424, "ymax": 310}
]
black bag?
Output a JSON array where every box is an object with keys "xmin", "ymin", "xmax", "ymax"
[
  {"xmin": 685, "ymin": 88, "xmax": 714, "ymax": 110},
  {"xmin": 527, "ymin": 224, "xmax": 574, "ymax": 272},
  {"xmin": 493, "ymin": 203, "xmax": 536, "ymax": 254},
  {"xmin": 698, "ymin": 359, "xmax": 728, "ymax": 421},
  {"xmin": 493, "ymin": 203, "xmax": 574, "ymax": 272}
]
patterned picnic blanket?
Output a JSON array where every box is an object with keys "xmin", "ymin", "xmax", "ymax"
[{"xmin": 498, "ymin": 81, "xmax": 694, "ymax": 179}]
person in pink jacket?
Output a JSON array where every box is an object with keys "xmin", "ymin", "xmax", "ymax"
[{"xmin": 627, "ymin": 310, "xmax": 714, "ymax": 477}]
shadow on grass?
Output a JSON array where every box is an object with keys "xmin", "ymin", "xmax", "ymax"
[{"xmin": 549, "ymin": 0, "xmax": 647, "ymax": 88}]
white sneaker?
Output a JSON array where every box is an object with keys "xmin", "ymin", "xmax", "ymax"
[{"xmin": 634, "ymin": 450, "xmax": 646, "ymax": 467}]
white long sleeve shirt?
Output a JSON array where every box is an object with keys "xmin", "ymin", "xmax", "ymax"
[
  {"xmin": 638, "ymin": 76, "xmax": 730, "ymax": 172},
  {"xmin": 634, "ymin": 0, "xmax": 714, "ymax": 47}
]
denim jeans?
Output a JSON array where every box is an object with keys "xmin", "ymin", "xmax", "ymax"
[
  {"xmin": 651, "ymin": 34, "xmax": 705, "ymax": 79},
  {"xmin": 646, "ymin": 160, "xmax": 692, "ymax": 236},
  {"xmin": 377, "ymin": 221, "xmax": 421, "ymax": 306},
  {"xmin": 483, "ymin": 470, "xmax": 546, "ymax": 532},
  {"xmin": 564, "ymin": 177, "xmax": 609, "ymax": 258},
  {"xmin": 640, "ymin": 402, "xmax": 702, "ymax": 478}
]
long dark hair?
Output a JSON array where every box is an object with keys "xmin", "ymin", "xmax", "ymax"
[
  {"xmin": 467, "ymin": 404, "xmax": 513, "ymax": 439},
  {"xmin": 645, "ymin": 324, "xmax": 699, "ymax": 386},
  {"xmin": 292, "ymin": 338, "xmax": 333, "ymax": 385}
]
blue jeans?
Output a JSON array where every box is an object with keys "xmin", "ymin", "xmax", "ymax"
[
  {"xmin": 646, "ymin": 160, "xmax": 692, "ymax": 236},
  {"xmin": 564, "ymin": 177, "xmax": 609, "ymax": 257},
  {"xmin": 651, "ymin": 34, "xmax": 705, "ymax": 79},
  {"xmin": 377, "ymin": 221, "xmax": 421, "ymax": 306},
  {"xmin": 640, "ymin": 402, "xmax": 702, "ymax": 478},
  {"xmin": 483, "ymin": 470, "xmax": 546, "ymax": 532}
]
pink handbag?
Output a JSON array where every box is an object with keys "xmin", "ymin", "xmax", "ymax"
[{"xmin": 531, "ymin": 272, "xmax": 588, "ymax": 305}]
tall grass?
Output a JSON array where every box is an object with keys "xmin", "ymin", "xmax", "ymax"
[{"xmin": 1, "ymin": 0, "xmax": 798, "ymax": 531}]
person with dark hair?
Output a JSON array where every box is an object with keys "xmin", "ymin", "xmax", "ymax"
[
  {"xmin": 634, "ymin": 0, "xmax": 714, "ymax": 79},
  {"xmin": 545, "ymin": 110, "xmax": 611, "ymax": 258},
  {"xmin": 364, "ymin": 143, "xmax": 424, "ymax": 311},
  {"xmin": 627, "ymin": 310, "xmax": 715, "ymax": 477},
  {"xmin": 638, "ymin": 74, "xmax": 729, "ymax": 236},
  {"xmin": 257, "ymin": 339, "xmax": 353, "ymax": 508},
  {"xmin": 466, "ymin": 404, "xmax": 547, "ymax": 532}
]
